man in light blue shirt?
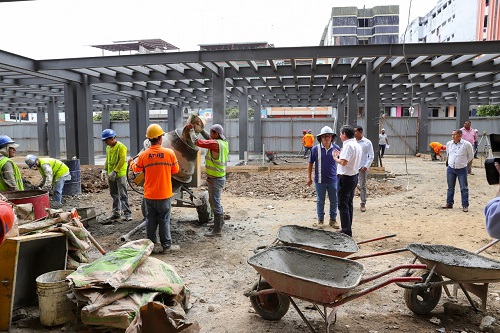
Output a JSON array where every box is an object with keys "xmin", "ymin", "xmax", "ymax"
[
  {"xmin": 354, "ymin": 126, "xmax": 374, "ymax": 212},
  {"xmin": 442, "ymin": 129, "xmax": 474, "ymax": 212}
]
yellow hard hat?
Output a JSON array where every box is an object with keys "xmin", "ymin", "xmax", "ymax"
[{"xmin": 146, "ymin": 124, "xmax": 165, "ymax": 139}]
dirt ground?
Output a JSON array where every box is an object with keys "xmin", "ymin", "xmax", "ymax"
[{"xmin": 8, "ymin": 154, "xmax": 500, "ymax": 333}]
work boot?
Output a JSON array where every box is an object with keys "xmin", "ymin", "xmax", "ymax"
[
  {"xmin": 360, "ymin": 203, "xmax": 366, "ymax": 212},
  {"xmin": 205, "ymin": 214, "xmax": 223, "ymax": 237}
]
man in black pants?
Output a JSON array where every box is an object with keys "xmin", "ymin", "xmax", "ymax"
[{"xmin": 332, "ymin": 126, "xmax": 362, "ymax": 237}]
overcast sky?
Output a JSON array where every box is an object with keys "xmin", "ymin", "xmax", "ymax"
[{"xmin": 1, "ymin": 0, "xmax": 438, "ymax": 59}]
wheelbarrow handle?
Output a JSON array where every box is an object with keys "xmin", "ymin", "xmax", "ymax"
[
  {"xmin": 356, "ymin": 233, "xmax": 397, "ymax": 245},
  {"xmin": 348, "ymin": 247, "xmax": 408, "ymax": 260}
]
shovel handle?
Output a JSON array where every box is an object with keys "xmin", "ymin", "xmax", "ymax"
[
  {"xmin": 357, "ymin": 233, "xmax": 397, "ymax": 245},
  {"xmin": 475, "ymin": 239, "xmax": 500, "ymax": 254}
]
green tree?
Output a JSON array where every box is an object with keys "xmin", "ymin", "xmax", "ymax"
[
  {"xmin": 476, "ymin": 105, "xmax": 500, "ymax": 117},
  {"xmin": 225, "ymin": 107, "xmax": 255, "ymax": 119},
  {"xmin": 93, "ymin": 111, "xmax": 130, "ymax": 121}
]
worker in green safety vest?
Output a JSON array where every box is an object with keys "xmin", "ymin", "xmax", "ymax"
[
  {"xmin": 0, "ymin": 135, "xmax": 24, "ymax": 192},
  {"xmin": 25, "ymin": 155, "xmax": 70, "ymax": 204},
  {"xmin": 186, "ymin": 120, "xmax": 229, "ymax": 237},
  {"xmin": 101, "ymin": 129, "xmax": 132, "ymax": 221}
]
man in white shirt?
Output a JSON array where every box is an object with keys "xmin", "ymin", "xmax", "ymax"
[
  {"xmin": 354, "ymin": 126, "xmax": 374, "ymax": 212},
  {"xmin": 333, "ymin": 125, "xmax": 362, "ymax": 237},
  {"xmin": 442, "ymin": 129, "xmax": 474, "ymax": 212}
]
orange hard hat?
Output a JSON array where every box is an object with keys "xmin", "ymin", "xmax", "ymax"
[{"xmin": 0, "ymin": 201, "xmax": 15, "ymax": 245}]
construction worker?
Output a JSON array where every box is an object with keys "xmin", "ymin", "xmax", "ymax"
[
  {"xmin": 101, "ymin": 129, "xmax": 132, "ymax": 221},
  {"xmin": 0, "ymin": 135, "xmax": 24, "ymax": 191},
  {"xmin": 187, "ymin": 121, "xmax": 229, "ymax": 237},
  {"xmin": 25, "ymin": 155, "xmax": 71, "ymax": 204},
  {"xmin": 302, "ymin": 129, "xmax": 315, "ymax": 158},
  {"xmin": 429, "ymin": 142, "xmax": 446, "ymax": 161},
  {"xmin": 129, "ymin": 124, "xmax": 180, "ymax": 254}
]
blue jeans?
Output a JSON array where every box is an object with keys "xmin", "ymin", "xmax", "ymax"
[
  {"xmin": 315, "ymin": 182, "xmax": 338, "ymax": 221},
  {"xmin": 145, "ymin": 197, "xmax": 172, "ymax": 248},
  {"xmin": 109, "ymin": 176, "xmax": 131, "ymax": 217},
  {"xmin": 379, "ymin": 144, "xmax": 386, "ymax": 157},
  {"xmin": 207, "ymin": 176, "xmax": 226, "ymax": 216},
  {"xmin": 446, "ymin": 166, "xmax": 469, "ymax": 208},
  {"xmin": 304, "ymin": 146, "xmax": 312, "ymax": 157},
  {"xmin": 338, "ymin": 174, "xmax": 358, "ymax": 237},
  {"xmin": 53, "ymin": 174, "xmax": 71, "ymax": 203}
]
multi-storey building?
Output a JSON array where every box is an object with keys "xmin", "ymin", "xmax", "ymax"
[
  {"xmin": 321, "ymin": 6, "xmax": 399, "ymax": 47},
  {"xmin": 403, "ymin": 0, "xmax": 499, "ymax": 43}
]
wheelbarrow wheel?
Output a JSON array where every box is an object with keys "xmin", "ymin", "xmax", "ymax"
[
  {"xmin": 250, "ymin": 280, "xmax": 290, "ymax": 321},
  {"xmin": 404, "ymin": 269, "xmax": 443, "ymax": 315}
]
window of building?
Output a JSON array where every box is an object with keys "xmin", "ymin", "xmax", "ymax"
[
  {"xmin": 358, "ymin": 39, "xmax": 369, "ymax": 45},
  {"xmin": 358, "ymin": 18, "xmax": 368, "ymax": 27}
]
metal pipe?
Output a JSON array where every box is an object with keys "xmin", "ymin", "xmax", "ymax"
[{"xmin": 118, "ymin": 220, "xmax": 146, "ymax": 244}]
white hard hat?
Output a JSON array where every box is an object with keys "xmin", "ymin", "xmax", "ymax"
[{"xmin": 316, "ymin": 126, "xmax": 335, "ymax": 142}]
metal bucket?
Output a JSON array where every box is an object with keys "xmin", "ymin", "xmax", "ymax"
[
  {"xmin": 62, "ymin": 159, "xmax": 81, "ymax": 196},
  {"xmin": 3, "ymin": 190, "xmax": 49, "ymax": 219},
  {"xmin": 162, "ymin": 129, "xmax": 199, "ymax": 185}
]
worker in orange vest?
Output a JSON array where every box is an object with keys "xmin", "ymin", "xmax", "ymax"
[
  {"xmin": 429, "ymin": 142, "xmax": 446, "ymax": 161},
  {"xmin": 302, "ymin": 129, "xmax": 315, "ymax": 159}
]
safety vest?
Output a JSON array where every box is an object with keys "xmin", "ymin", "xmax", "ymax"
[
  {"xmin": 0, "ymin": 156, "xmax": 24, "ymax": 191},
  {"xmin": 205, "ymin": 140, "xmax": 229, "ymax": 178},
  {"xmin": 38, "ymin": 158, "xmax": 69, "ymax": 184},
  {"xmin": 105, "ymin": 141, "xmax": 127, "ymax": 177}
]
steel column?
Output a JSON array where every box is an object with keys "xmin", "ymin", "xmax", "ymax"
[
  {"xmin": 337, "ymin": 97, "xmax": 346, "ymax": 135},
  {"xmin": 174, "ymin": 105, "xmax": 182, "ymax": 128},
  {"xmin": 76, "ymin": 75, "xmax": 94, "ymax": 165},
  {"xmin": 101, "ymin": 105, "xmax": 111, "ymax": 154},
  {"xmin": 136, "ymin": 92, "xmax": 149, "ymax": 154},
  {"xmin": 238, "ymin": 88, "xmax": 248, "ymax": 160},
  {"xmin": 46, "ymin": 97, "xmax": 60, "ymax": 158},
  {"xmin": 36, "ymin": 107, "xmax": 48, "ymax": 156},
  {"xmin": 365, "ymin": 62, "xmax": 380, "ymax": 166},
  {"xmin": 418, "ymin": 98, "xmax": 430, "ymax": 153},
  {"xmin": 64, "ymin": 82, "xmax": 78, "ymax": 159},
  {"xmin": 212, "ymin": 68, "xmax": 226, "ymax": 128},
  {"xmin": 456, "ymin": 84, "xmax": 470, "ymax": 129},
  {"xmin": 347, "ymin": 85, "xmax": 357, "ymax": 126},
  {"xmin": 167, "ymin": 106, "xmax": 175, "ymax": 132},
  {"xmin": 128, "ymin": 97, "xmax": 139, "ymax": 156},
  {"xmin": 254, "ymin": 101, "xmax": 263, "ymax": 153}
]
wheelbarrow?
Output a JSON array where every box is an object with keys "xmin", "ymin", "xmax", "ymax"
[
  {"xmin": 244, "ymin": 246, "xmax": 426, "ymax": 333},
  {"xmin": 398, "ymin": 240, "xmax": 500, "ymax": 315},
  {"xmin": 256, "ymin": 224, "xmax": 396, "ymax": 258}
]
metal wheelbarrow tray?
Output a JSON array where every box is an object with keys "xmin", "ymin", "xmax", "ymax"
[
  {"xmin": 246, "ymin": 246, "xmax": 424, "ymax": 333},
  {"xmin": 277, "ymin": 225, "xmax": 359, "ymax": 258},
  {"xmin": 401, "ymin": 243, "xmax": 500, "ymax": 315}
]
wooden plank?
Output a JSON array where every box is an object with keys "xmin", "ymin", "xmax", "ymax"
[{"xmin": 0, "ymin": 239, "xmax": 19, "ymax": 331}]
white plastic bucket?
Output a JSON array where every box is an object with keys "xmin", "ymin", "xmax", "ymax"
[{"xmin": 36, "ymin": 270, "xmax": 75, "ymax": 326}]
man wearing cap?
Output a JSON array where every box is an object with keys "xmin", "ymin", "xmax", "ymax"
[
  {"xmin": 187, "ymin": 122, "xmax": 229, "ymax": 236},
  {"xmin": 101, "ymin": 129, "xmax": 132, "ymax": 221},
  {"xmin": 129, "ymin": 124, "xmax": 180, "ymax": 254},
  {"xmin": 302, "ymin": 129, "xmax": 314, "ymax": 159},
  {"xmin": 378, "ymin": 128, "xmax": 389, "ymax": 158},
  {"xmin": 24, "ymin": 155, "xmax": 70, "ymax": 205},
  {"xmin": 0, "ymin": 135, "xmax": 23, "ymax": 191}
]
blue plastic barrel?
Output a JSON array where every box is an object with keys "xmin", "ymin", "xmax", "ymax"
[{"xmin": 61, "ymin": 159, "xmax": 81, "ymax": 195}]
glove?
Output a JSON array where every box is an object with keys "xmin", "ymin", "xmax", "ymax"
[
  {"xmin": 108, "ymin": 171, "xmax": 117, "ymax": 182},
  {"xmin": 100, "ymin": 169, "xmax": 107, "ymax": 181}
]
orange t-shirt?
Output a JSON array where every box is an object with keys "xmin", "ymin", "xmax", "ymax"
[
  {"xmin": 302, "ymin": 134, "xmax": 315, "ymax": 148},
  {"xmin": 130, "ymin": 145, "xmax": 180, "ymax": 200}
]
